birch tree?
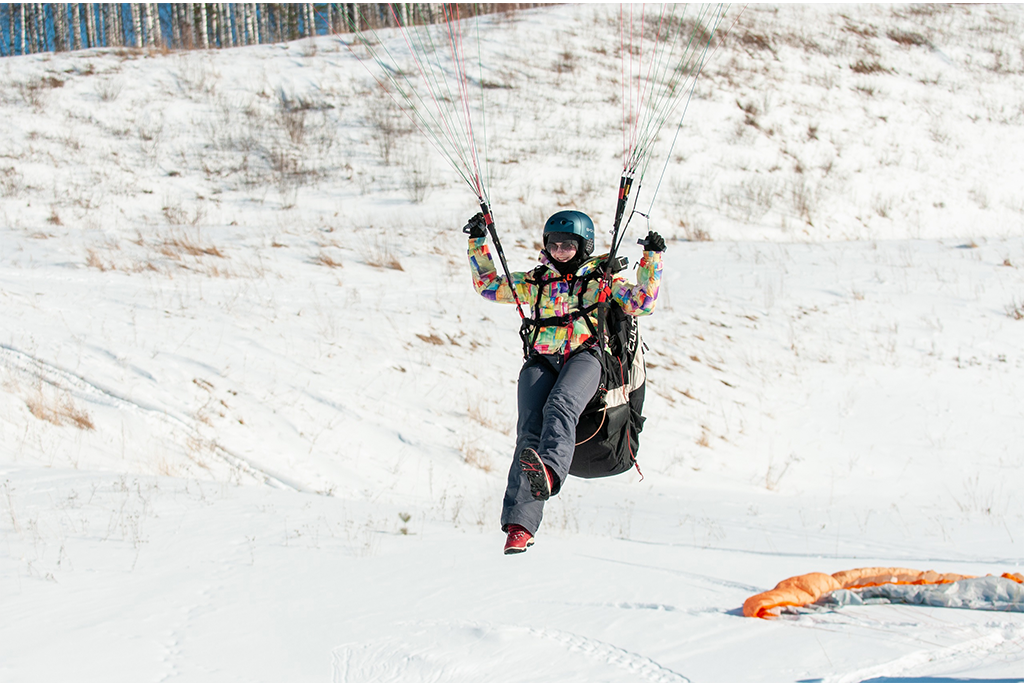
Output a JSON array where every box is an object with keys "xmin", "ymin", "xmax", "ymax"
[
  {"xmin": 69, "ymin": 3, "xmax": 80, "ymax": 51},
  {"xmin": 1, "ymin": 5, "xmax": 8, "ymax": 56},
  {"xmin": 182, "ymin": 4, "xmax": 195, "ymax": 49},
  {"xmin": 223, "ymin": 3, "xmax": 233, "ymax": 47},
  {"xmin": 248, "ymin": 3, "xmax": 258, "ymax": 45},
  {"xmin": 146, "ymin": 3, "xmax": 158, "ymax": 46},
  {"xmin": 29, "ymin": 4, "xmax": 40, "ymax": 53},
  {"xmin": 198, "ymin": 3, "xmax": 208, "ymax": 48},
  {"xmin": 130, "ymin": 3, "xmax": 141, "ymax": 47},
  {"xmin": 86, "ymin": 3, "xmax": 98, "ymax": 48},
  {"xmin": 104, "ymin": 4, "xmax": 118, "ymax": 47},
  {"xmin": 170, "ymin": 4, "xmax": 181, "ymax": 47},
  {"xmin": 210, "ymin": 3, "xmax": 221, "ymax": 48},
  {"xmin": 259, "ymin": 2, "xmax": 269, "ymax": 45},
  {"xmin": 39, "ymin": 4, "xmax": 47, "ymax": 52},
  {"xmin": 53, "ymin": 5, "xmax": 66, "ymax": 52}
]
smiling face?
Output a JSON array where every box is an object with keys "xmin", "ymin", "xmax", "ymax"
[
  {"xmin": 546, "ymin": 239, "xmax": 578, "ymax": 263},
  {"xmin": 544, "ymin": 232, "xmax": 579, "ymax": 264}
]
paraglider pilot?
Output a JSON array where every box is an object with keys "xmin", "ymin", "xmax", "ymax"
[{"xmin": 464, "ymin": 210, "xmax": 664, "ymax": 554}]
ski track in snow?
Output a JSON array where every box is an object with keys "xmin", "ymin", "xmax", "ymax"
[
  {"xmin": 0, "ymin": 343, "xmax": 306, "ymax": 492},
  {"xmin": 331, "ymin": 621, "xmax": 689, "ymax": 683},
  {"xmin": 829, "ymin": 629, "xmax": 1020, "ymax": 682},
  {"xmin": 780, "ymin": 609, "xmax": 1024, "ymax": 682}
]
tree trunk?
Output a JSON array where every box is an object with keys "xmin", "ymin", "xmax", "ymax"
[
  {"xmin": 53, "ymin": 5, "xmax": 66, "ymax": 52},
  {"xmin": 24, "ymin": 3, "xmax": 33, "ymax": 54},
  {"xmin": 103, "ymin": 4, "xmax": 115, "ymax": 47},
  {"xmin": 211, "ymin": 3, "xmax": 221, "ymax": 47},
  {"xmin": 1, "ymin": 5, "xmax": 8, "ymax": 56},
  {"xmin": 224, "ymin": 3, "xmax": 233, "ymax": 47},
  {"xmin": 170, "ymin": 4, "xmax": 180, "ymax": 47},
  {"xmin": 86, "ymin": 3, "xmax": 98, "ymax": 48},
  {"xmin": 111, "ymin": 3, "xmax": 120, "ymax": 47},
  {"xmin": 69, "ymin": 3, "xmax": 80, "ymax": 52},
  {"xmin": 134, "ymin": 3, "xmax": 144, "ymax": 47},
  {"xmin": 249, "ymin": 3, "xmax": 258, "ymax": 44},
  {"xmin": 40, "ymin": 3, "xmax": 48, "ymax": 52},
  {"xmin": 181, "ymin": 4, "xmax": 192, "ymax": 49},
  {"xmin": 258, "ymin": 3, "xmax": 268, "ymax": 44},
  {"xmin": 224, "ymin": 2, "xmax": 233, "ymax": 46},
  {"xmin": 198, "ymin": 3, "xmax": 208, "ymax": 48},
  {"xmin": 174, "ymin": 4, "xmax": 182, "ymax": 48},
  {"xmin": 130, "ymin": 3, "xmax": 141, "ymax": 47},
  {"xmin": 146, "ymin": 3, "xmax": 157, "ymax": 46},
  {"xmin": 31, "ymin": 2, "xmax": 41, "ymax": 53},
  {"xmin": 32, "ymin": 3, "xmax": 43, "ymax": 53},
  {"xmin": 212, "ymin": 3, "xmax": 223, "ymax": 48},
  {"xmin": 93, "ymin": 3, "xmax": 103, "ymax": 48},
  {"xmin": 228, "ymin": 3, "xmax": 237, "ymax": 47},
  {"xmin": 238, "ymin": 3, "xmax": 248, "ymax": 44}
]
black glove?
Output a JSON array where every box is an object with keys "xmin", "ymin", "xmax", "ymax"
[
  {"xmin": 463, "ymin": 212, "xmax": 487, "ymax": 239},
  {"xmin": 641, "ymin": 230, "xmax": 666, "ymax": 252}
]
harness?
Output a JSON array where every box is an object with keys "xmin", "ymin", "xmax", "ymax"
[
  {"xmin": 517, "ymin": 256, "xmax": 629, "ymax": 361},
  {"xmin": 515, "ymin": 255, "xmax": 645, "ymax": 479}
]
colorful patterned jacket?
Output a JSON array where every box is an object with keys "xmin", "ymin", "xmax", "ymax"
[{"xmin": 468, "ymin": 236, "xmax": 662, "ymax": 357}]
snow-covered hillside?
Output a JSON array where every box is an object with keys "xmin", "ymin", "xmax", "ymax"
[{"xmin": 2, "ymin": 3, "xmax": 1023, "ymax": 681}]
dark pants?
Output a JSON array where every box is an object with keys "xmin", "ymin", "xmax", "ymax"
[{"xmin": 500, "ymin": 350, "xmax": 602, "ymax": 534}]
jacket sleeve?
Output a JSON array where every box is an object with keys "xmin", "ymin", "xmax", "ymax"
[
  {"xmin": 468, "ymin": 237, "xmax": 531, "ymax": 304},
  {"xmin": 610, "ymin": 250, "xmax": 662, "ymax": 316}
]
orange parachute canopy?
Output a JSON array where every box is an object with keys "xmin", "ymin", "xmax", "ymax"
[{"xmin": 744, "ymin": 567, "xmax": 1024, "ymax": 619}]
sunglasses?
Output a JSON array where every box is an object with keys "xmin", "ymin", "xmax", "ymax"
[{"xmin": 546, "ymin": 241, "xmax": 578, "ymax": 252}]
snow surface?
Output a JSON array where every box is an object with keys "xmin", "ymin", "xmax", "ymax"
[{"xmin": 2, "ymin": 3, "xmax": 1024, "ymax": 682}]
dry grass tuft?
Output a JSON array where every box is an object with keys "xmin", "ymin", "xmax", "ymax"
[
  {"xmin": 360, "ymin": 235, "xmax": 404, "ymax": 271},
  {"xmin": 459, "ymin": 439, "xmax": 494, "ymax": 473},
  {"xmin": 466, "ymin": 400, "xmax": 510, "ymax": 433},
  {"xmin": 554, "ymin": 49, "xmax": 577, "ymax": 74},
  {"xmin": 850, "ymin": 59, "xmax": 889, "ymax": 75},
  {"xmin": 1007, "ymin": 298, "xmax": 1024, "ymax": 320},
  {"xmin": 86, "ymin": 248, "xmax": 114, "ymax": 271},
  {"xmin": 312, "ymin": 251, "xmax": 344, "ymax": 269},
  {"xmin": 843, "ymin": 22, "xmax": 878, "ymax": 39},
  {"xmin": 26, "ymin": 386, "xmax": 95, "ymax": 430},
  {"xmin": 680, "ymin": 218, "xmax": 712, "ymax": 242},
  {"xmin": 416, "ymin": 332, "xmax": 445, "ymax": 346},
  {"xmin": 160, "ymin": 232, "xmax": 225, "ymax": 259},
  {"xmin": 740, "ymin": 32, "xmax": 773, "ymax": 52},
  {"xmin": 886, "ymin": 29, "xmax": 929, "ymax": 47}
]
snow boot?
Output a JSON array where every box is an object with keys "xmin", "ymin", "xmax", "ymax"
[
  {"xmin": 519, "ymin": 447, "xmax": 553, "ymax": 501},
  {"xmin": 503, "ymin": 524, "xmax": 535, "ymax": 554}
]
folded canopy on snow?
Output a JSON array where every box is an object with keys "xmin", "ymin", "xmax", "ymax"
[{"xmin": 744, "ymin": 567, "xmax": 1024, "ymax": 619}]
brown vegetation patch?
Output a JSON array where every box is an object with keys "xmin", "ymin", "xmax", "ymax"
[
  {"xmin": 887, "ymin": 29, "xmax": 929, "ymax": 47},
  {"xmin": 27, "ymin": 388, "xmax": 95, "ymax": 430},
  {"xmin": 850, "ymin": 60, "xmax": 890, "ymax": 75}
]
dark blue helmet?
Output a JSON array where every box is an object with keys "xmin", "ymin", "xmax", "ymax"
[{"xmin": 543, "ymin": 210, "xmax": 595, "ymax": 257}]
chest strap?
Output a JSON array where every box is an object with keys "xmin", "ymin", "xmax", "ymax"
[{"xmin": 519, "ymin": 267, "xmax": 605, "ymax": 358}]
